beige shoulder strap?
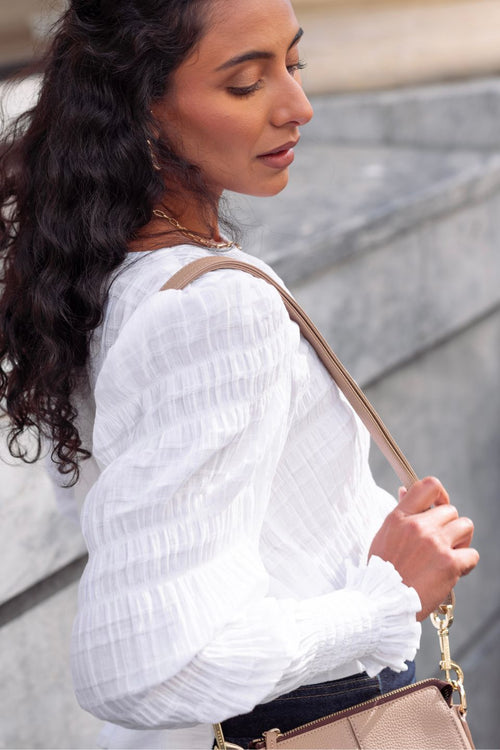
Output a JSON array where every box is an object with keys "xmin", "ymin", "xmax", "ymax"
[{"xmin": 161, "ymin": 256, "xmax": 418, "ymax": 489}]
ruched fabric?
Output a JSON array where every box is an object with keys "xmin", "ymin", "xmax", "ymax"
[{"xmin": 69, "ymin": 245, "xmax": 421, "ymax": 749}]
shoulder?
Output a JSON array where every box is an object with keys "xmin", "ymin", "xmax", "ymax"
[
  {"xmin": 103, "ymin": 246, "xmax": 294, "ymax": 354},
  {"xmin": 123, "ymin": 263, "xmax": 294, "ymax": 362},
  {"xmin": 111, "ymin": 244, "xmax": 288, "ymax": 307},
  {"xmin": 92, "ymin": 249, "xmax": 302, "ymax": 459}
]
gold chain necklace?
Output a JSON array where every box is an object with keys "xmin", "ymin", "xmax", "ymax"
[{"xmin": 153, "ymin": 209, "xmax": 240, "ymax": 250}]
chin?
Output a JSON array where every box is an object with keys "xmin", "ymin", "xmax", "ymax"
[{"xmin": 238, "ymin": 171, "xmax": 290, "ymax": 198}]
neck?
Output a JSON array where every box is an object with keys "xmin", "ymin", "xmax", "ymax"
[
  {"xmin": 169, "ymin": 203, "xmax": 223, "ymax": 242},
  {"xmin": 129, "ymin": 195, "xmax": 223, "ymax": 253}
]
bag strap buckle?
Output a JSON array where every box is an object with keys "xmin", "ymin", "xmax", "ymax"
[{"xmin": 431, "ymin": 595, "xmax": 467, "ymax": 717}]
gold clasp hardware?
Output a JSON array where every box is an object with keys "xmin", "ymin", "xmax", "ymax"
[
  {"xmin": 431, "ymin": 600, "xmax": 467, "ymax": 717},
  {"xmin": 213, "ymin": 723, "xmax": 245, "ymax": 750}
]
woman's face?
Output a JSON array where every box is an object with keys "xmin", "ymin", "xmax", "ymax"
[{"xmin": 156, "ymin": 0, "xmax": 313, "ymax": 198}]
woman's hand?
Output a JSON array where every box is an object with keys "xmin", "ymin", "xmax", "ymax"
[{"xmin": 369, "ymin": 477, "xmax": 479, "ymax": 621}]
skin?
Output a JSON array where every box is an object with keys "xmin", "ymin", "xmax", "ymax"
[
  {"xmin": 137, "ymin": 0, "xmax": 313, "ymax": 246},
  {"xmin": 139, "ymin": 0, "xmax": 480, "ymax": 617},
  {"xmin": 161, "ymin": 0, "xmax": 313, "ymax": 198},
  {"xmin": 370, "ymin": 478, "xmax": 478, "ymax": 620}
]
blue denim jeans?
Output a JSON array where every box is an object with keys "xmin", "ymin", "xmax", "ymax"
[{"xmin": 220, "ymin": 662, "xmax": 416, "ymax": 748}]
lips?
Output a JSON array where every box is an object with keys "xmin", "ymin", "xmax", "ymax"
[
  {"xmin": 256, "ymin": 139, "xmax": 300, "ymax": 171},
  {"xmin": 258, "ymin": 139, "xmax": 299, "ymax": 158}
]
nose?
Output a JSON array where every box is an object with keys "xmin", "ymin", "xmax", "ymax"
[{"xmin": 271, "ymin": 74, "xmax": 314, "ymax": 128}]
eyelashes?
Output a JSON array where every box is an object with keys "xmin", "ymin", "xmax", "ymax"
[
  {"xmin": 289, "ymin": 60, "xmax": 307, "ymax": 74},
  {"xmin": 228, "ymin": 80, "xmax": 265, "ymax": 98},
  {"xmin": 228, "ymin": 60, "xmax": 307, "ymax": 98}
]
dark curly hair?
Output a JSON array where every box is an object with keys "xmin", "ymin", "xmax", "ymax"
[{"xmin": 0, "ymin": 0, "xmax": 217, "ymax": 485}]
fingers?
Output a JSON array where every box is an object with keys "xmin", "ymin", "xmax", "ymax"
[
  {"xmin": 398, "ymin": 476, "xmax": 450, "ymax": 514},
  {"xmin": 406, "ymin": 492, "xmax": 474, "ymax": 548},
  {"xmin": 453, "ymin": 546, "xmax": 480, "ymax": 576},
  {"xmin": 442, "ymin": 516, "xmax": 475, "ymax": 550},
  {"xmin": 406, "ymin": 502, "xmax": 474, "ymax": 552},
  {"xmin": 424, "ymin": 503, "xmax": 459, "ymax": 526}
]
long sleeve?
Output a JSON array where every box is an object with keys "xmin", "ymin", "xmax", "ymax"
[{"xmin": 71, "ymin": 267, "xmax": 421, "ymax": 730}]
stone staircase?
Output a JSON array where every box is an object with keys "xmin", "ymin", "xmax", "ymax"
[{"xmin": 2, "ymin": 77, "xmax": 500, "ymax": 748}]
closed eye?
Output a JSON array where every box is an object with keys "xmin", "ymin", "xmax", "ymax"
[
  {"xmin": 227, "ymin": 60, "xmax": 306, "ymax": 98},
  {"xmin": 227, "ymin": 80, "xmax": 264, "ymax": 97}
]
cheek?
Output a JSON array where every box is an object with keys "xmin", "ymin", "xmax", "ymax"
[{"xmin": 183, "ymin": 101, "xmax": 263, "ymax": 156}]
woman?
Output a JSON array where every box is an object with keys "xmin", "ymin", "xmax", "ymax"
[{"xmin": 0, "ymin": 0, "xmax": 479, "ymax": 748}]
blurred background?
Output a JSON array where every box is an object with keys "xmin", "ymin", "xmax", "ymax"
[{"xmin": 1, "ymin": 0, "xmax": 500, "ymax": 748}]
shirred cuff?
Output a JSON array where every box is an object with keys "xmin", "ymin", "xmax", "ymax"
[
  {"xmin": 293, "ymin": 555, "xmax": 421, "ymax": 684},
  {"xmin": 346, "ymin": 555, "xmax": 422, "ymax": 676}
]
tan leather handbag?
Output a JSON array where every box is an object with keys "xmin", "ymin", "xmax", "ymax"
[{"xmin": 163, "ymin": 256, "xmax": 475, "ymax": 750}]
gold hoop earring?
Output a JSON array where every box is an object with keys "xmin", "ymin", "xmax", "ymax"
[{"xmin": 147, "ymin": 138, "xmax": 161, "ymax": 172}]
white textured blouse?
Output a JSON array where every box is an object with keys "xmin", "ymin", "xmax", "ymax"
[{"xmin": 69, "ymin": 244, "xmax": 421, "ymax": 750}]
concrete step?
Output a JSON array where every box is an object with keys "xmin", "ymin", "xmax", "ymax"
[
  {"xmin": 0, "ymin": 433, "xmax": 86, "ymax": 606},
  {"xmin": 307, "ymin": 77, "xmax": 500, "ymax": 150}
]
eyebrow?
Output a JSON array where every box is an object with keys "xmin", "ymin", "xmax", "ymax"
[{"xmin": 215, "ymin": 28, "xmax": 304, "ymax": 72}]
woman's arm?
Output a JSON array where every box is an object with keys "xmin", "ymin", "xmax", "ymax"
[{"xmin": 71, "ymin": 270, "xmax": 421, "ymax": 728}]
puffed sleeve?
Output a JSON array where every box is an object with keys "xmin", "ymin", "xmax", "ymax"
[{"xmin": 71, "ymin": 269, "xmax": 421, "ymax": 729}]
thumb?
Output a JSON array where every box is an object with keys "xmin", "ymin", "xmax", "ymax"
[{"xmin": 398, "ymin": 487, "xmax": 408, "ymax": 502}]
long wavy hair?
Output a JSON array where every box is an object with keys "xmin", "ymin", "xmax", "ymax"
[{"xmin": 0, "ymin": 0, "xmax": 216, "ymax": 485}]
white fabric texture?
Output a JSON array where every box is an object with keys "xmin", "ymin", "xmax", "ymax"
[{"xmin": 69, "ymin": 244, "xmax": 421, "ymax": 749}]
